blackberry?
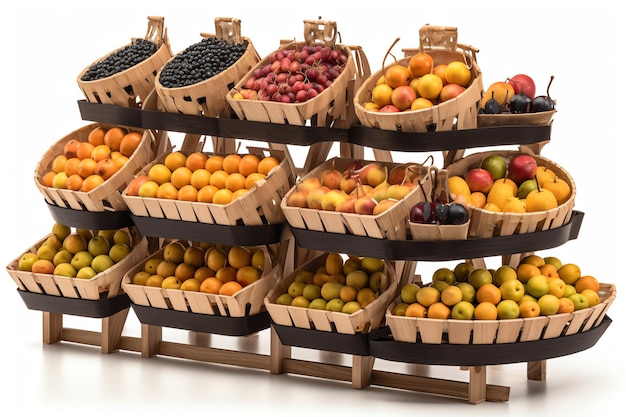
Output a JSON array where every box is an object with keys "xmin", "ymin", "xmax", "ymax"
[
  {"xmin": 81, "ymin": 39, "xmax": 157, "ymax": 81},
  {"xmin": 158, "ymin": 37, "xmax": 247, "ymax": 88}
]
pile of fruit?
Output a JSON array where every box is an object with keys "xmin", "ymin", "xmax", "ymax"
[
  {"xmin": 40, "ymin": 125, "xmax": 143, "ymax": 193},
  {"xmin": 270, "ymin": 252, "xmax": 389, "ymax": 314},
  {"xmin": 285, "ymin": 160, "xmax": 421, "ymax": 215},
  {"xmin": 125, "ymin": 150, "xmax": 280, "ymax": 205},
  {"xmin": 17, "ymin": 223, "xmax": 135, "ymax": 279},
  {"xmin": 80, "ymin": 39, "xmax": 157, "ymax": 82},
  {"xmin": 480, "ymin": 74, "xmax": 555, "ymax": 115},
  {"xmin": 232, "ymin": 44, "xmax": 350, "ymax": 103},
  {"xmin": 362, "ymin": 52, "xmax": 473, "ymax": 113},
  {"xmin": 128, "ymin": 240, "xmax": 266, "ymax": 296},
  {"xmin": 393, "ymin": 255, "xmax": 603, "ymax": 320},
  {"xmin": 448, "ymin": 153, "xmax": 572, "ymax": 213}
]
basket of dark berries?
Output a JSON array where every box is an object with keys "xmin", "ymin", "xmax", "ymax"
[
  {"xmin": 155, "ymin": 17, "xmax": 261, "ymax": 117},
  {"xmin": 226, "ymin": 19, "xmax": 366, "ymax": 127},
  {"xmin": 477, "ymin": 75, "xmax": 557, "ymax": 127},
  {"xmin": 77, "ymin": 16, "xmax": 173, "ymax": 108}
]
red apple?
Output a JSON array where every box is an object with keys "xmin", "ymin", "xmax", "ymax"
[
  {"xmin": 507, "ymin": 74, "xmax": 536, "ymax": 99},
  {"xmin": 126, "ymin": 175, "xmax": 149, "ymax": 196},
  {"xmin": 378, "ymin": 104, "xmax": 401, "ymax": 113},
  {"xmin": 507, "ymin": 155, "xmax": 537, "ymax": 185},
  {"xmin": 390, "ymin": 85, "xmax": 417, "ymax": 111},
  {"xmin": 439, "ymin": 83, "xmax": 466, "ymax": 102},
  {"xmin": 465, "ymin": 168, "xmax": 493, "ymax": 194}
]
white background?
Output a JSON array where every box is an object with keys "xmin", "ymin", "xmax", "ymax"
[{"xmin": 2, "ymin": 1, "xmax": 624, "ymax": 415}]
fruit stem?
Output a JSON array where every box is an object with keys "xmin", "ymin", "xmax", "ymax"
[
  {"xmin": 546, "ymin": 75, "xmax": 555, "ymax": 98},
  {"xmin": 534, "ymin": 175, "xmax": 542, "ymax": 192}
]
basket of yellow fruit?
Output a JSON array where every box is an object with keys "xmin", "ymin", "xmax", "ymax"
[
  {"xmin": 264, "ymin": 251, "xmax": 398, "ymax": 336},
  {"xmin": 77, "ymin": 16, "xmax": 173, "ymax": 108},
  {"xmin": 385, "ymin": 259, "xmax": 616, "ymax": 345},
  {"xmin": 445, "ymin": 150, "xmax": 575, "ymax": 238},
  {"xmin": 353, "ymin": 24, "xmax": 483, "ymax": 132},
  {"xmin": 122, "ymin": 240, "xmax": 282, "ymax": 335},
  {"xmin": 35, "ymin": 123, "xmax": 158, "ymax": 214},
  {"xmin": 155, "ymin": 17, "xmax": 261, "ymax": 117},
  {"xmin": 7, "ymin": 223, "xmax": 148, "ymax": 302},
  {"xmin": 226, "ymin": 19, "xmax": 366, "ymax": 127}
]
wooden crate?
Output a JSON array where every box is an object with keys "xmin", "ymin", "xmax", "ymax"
[
  {"xmin": 122, "ymin": 147, "xmax": 295, "ymax": 226},
  {"xmin": 225, "ymin": 19, "xmax": 362, "ymax": 127},
  {"xmin": 353, "ymin": 25, "xmax": 482, "ymax": 132},
  {"xmin": 281, "ymin": 157, "xmax": 432, "ymax": 240},
  {"xmin": 155, "ymin": 17, "xmax": 261, "ymax": 117},
  {"xmin": 76, "ymin": 16, "xmax": 173, "ymax": 108},
  {"xmin": 6, "ymin": 227, "xmax": 149, "ymax": 300},
  {"xmin": 478, "ymin": 110, "xmax": 557, "ymax": 128},
  {"xmin": 264, "ymin": 253, "xmax": 398, "ymax": 334},
  {"xmin": 34, "ymin": 123, "xmax": 157, "ymax": 212},
  {"xmin": 385, "ymin": 283, "xmax": 616, "ymax": 344},
  {"xmin": 122, "ymin": 240, "xmax": 281, "ymax": 317},
  {"xmin": 446, "ymin": 150, "xmax": 576, "ymax": 238}
]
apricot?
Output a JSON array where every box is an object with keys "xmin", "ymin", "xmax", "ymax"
[
  {"xmin": 119, "ymin": 131, "xmax": 142, "ymax": 157},
  {"xmin": 103, "ymin": 127, "xmax": 125, "ymax": 151}
]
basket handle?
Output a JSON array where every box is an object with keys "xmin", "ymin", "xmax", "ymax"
[
  {"xmin": 303, "ymin": 19, "xmax": 338, "ymax": 47},
  {"xmin": 144, "ymin": 16, "xmax": 166, "ymax": 45},
  {"xmin": 419, "ymin": 24, "xmax": 458, "ymax": 50},
  {"xmin": 211, "ymin": 17, "xmax": 243, "ymax": 44}
]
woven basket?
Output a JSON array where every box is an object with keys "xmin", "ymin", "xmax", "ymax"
[
  {"xmin": 6, "ymin": 227, "xmax": 148, "ymax": 300},
  {"xmin": 477, "ymin": 110, "xmax": 557, "ymax": 128},
  {"xmin": 122, "ymin": 146, "xmax": 295, "ymax": 226},
  {"xmin": 155, "ymin": 18, "xmax": 261, "ymax": 117},
  {"xmin": 281, "ymin": 157, "xmax": 433, "ymax": 240},
  {"xmin": 385, "ymin": 283, "xmax": 616, "ymax": 344},
  {"xmin": 446, "ymin": 150, "xmax": 576, "ymax": 238},
  {"xmin": 122, "ymin": 240, "xmax": 281, "ymax": 317},
  {"xmin": 77, "ymin": 16, "xmax": 173, "ymax": 108},
  {"xmin": 264, "ymin": 253, "xmax": 398, "ymax": 334},
  {"xmin": 225, "ymin": 19, "xmax": 362, "ymax": 127},
  {"xmin": 354, "ymin": 25, "xmax": 482, "ymax": 132},
  {"xmin": 34, "ymin": 123, "xmax": 157, "ymax": 212}
]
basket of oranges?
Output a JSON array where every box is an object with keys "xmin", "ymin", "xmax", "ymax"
[
  {"xmin": 354, "ymin": 24, "xmax": 483, "ymax": 132},
  {"xmin": 445, "ymin": 150, "xmax": 576, "ymax": 238},
  {"xmin": 35, "ymin": 123, "xmax": 157, "ymax": 213},
  {"xmin": 77, "ymin": 16, "xmax": 173, "ymax": 108}
]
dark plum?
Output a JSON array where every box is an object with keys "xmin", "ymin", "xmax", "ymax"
[
  {"xmin": 447, "ymin": 203, "xmax": 470, "ymax": 225},
  {"xmin": 509, "ymin": 92, "xmax": 531, "ymax": 114},
  {"xmin": 483, "ymin": 91, "xmax": 500, "ymax": 114},
  {"xmin": 409, "ymin": 201, "xmax": 437, "ymax": 224},
  {"xmin": 530, "ymin": 75, "xmax": 556, "ymax": 113}
]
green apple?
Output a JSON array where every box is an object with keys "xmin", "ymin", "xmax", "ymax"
[
  {"xmin": 432, "ymin": 267, "xmax": 456, "ymax": 285},
  {"xmin": 517, "ymin": 179, "xmax": 538, "ymax": 199},
  {"xmin": 526, "ymin": 274, "xmax": 550, "ymax": 298},
  {"xmin": 287, "ymin": 281, "xmax": 306, "ymax": 298},
  {"xmin": 480, "ymin": 155, "xmax": 507, "ymax": 180},
  {"xmin": 497, "ymin": 299, "xmax": 520, "ymax": 319},
  {"xmin": 342, "ymin": 258, "xmax": 362, "ymax": 275},
  {"xmin": 563, "ymin": 284, "xmax": 577, "ymax": 298},
  {"xmin": 308, "ymin": 298, "xmax": 328, "ymax": 310},
  {"xmin": 568, "ymin": 293, "xmax": 590, "ymax": 311},
  {"xmin": 70, "ymin": 251, "xmax": 94, "ymax": 271},
  {"xmin": 113, "ymin": 229, "xmax": 132, "ymax": 246},
  {"xmin": 361, "ymin": 257, "xmax": 384, "ymax": 274},
  {"xmin": 493, "ymin": 265, "xmax": 517, "ymax": 286},
  {"xmin": 109, "ymin": 243, "xmax": 131, "ymax": 263},
  {"xmin": 91, "ymin": 254, "xmax": 114, "ymax": 273},
  {"xmin": 456, "ymin": 282, "xmax": 476, "ymax": 303},
  {"xmin": 543, "ymin": 256, "xmax": 563, "ymax": 270},
  {"xmin": 346, "ymin": 270, "xmax": 369, "ymax": 289},
  {"xmin": 54, "ymin": 262, "xmax": 77, "ymax": 278},
  {"xmin": 97, "ymin": 229, "xmax": 117, "ymax": 245},
  {"xmin": 320, "ymin": 282, "xmax": 343, "ymax": 301},
  {"xmin": 451, "ymin": 300, "xmax": 475, "ymax": 320},
  {"xmin": 499, "ymin": 279, "xmax": 525, "ymax": 302},
  {"xmin": 18, "ymin": 253, "xmax": 39, "ymax": 271},
  {"xmin": 392, "ymin": 302, "xmax": 410, "ymax": 316},
  {"xmin": 76, "ymin": 266, "xmax": 97, "ymax": 279},
  {"xmin": 368, "ymin": 271, "xmax": 387, "ymax": 293},
  {"xmin": 52, "ymin": 223, "xmax": 72, "ymax": 241},
  {"xmin": 453, "ymin": 261, "xmax": 475, "ymax": 282},
  {"xmin": 342, "ymin": 300, "xmax": 362, "ymax": 314},
  {"xmin": 302, "ymin": 284, "xmax": 322, "ymax": 301},
  {"xmin": 400, "ymin": 283, "xmax": 420, "ymax": 303},
  {"xmin": 52, "ymin": 249, "xmax": 73, "ymax": 266},
  {"xmin": 430, "ymin": 280, "xmax": 450, "ymax": 292},
  {"xmin": 325, "ymin": 298, "xmax": 345, "ymax": 312},
  {"xmin": 275, "ymin": 293, "xmax": 293, "ymax": 306},
  {"xmin": 87, "ymin": 235, "xmax": 111, "ymax": 257},
  {"xmin": 468, "ymin": 268, "xmax": 493, "ymax": 290}
]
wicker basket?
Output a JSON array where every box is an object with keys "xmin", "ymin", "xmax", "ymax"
[
  {"xmin": 264, "ymin": 253, "xmax": 398, "ymax": 334},
  {"xmin": 225, "ymin": 19, "xmax": 362, "ymax": 127},
  {"xmin": 6, "ymin": 227, "xmax": 148, "ymax": 300},
  {"xmin": 122, "ymin": 240, "xmax": 281, "ymax": 317},
  {"xmin": 34, "ymin": 123, "xmax": 157, "ymax": 212},
  {"xmin": 385, "ymin": 283, "xmax": 616, "ymax": 344},
  {"xmin": 77, "ymin": 16, "xmax": 173, "ymax": 108},
  {"xmin": 155, "ymin": 18, "xmax": 261, "ymax": 117},
  {"xmin": 446, "ymin": 150, "xmax": 576, "ymax": 238},
  {"xmin": 353, "ymin": 25, "xmax": 482, "ymax": 132},
  {"xmin": 122, "ymin": 146, "xmax": 295, "ymax": 226},
  {"xmin": 477, "ymin": 110, "xmax": 557, "ymax": 128},
  {"xmin": 281, "ymin": 157, "xmax": 433, "ymax": 240}
]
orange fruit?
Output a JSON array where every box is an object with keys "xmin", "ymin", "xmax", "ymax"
[
  {"xmin": 65, "ymin": 173, "xmax": 84, "ymax": 191},
  {"xmin": 180, "ymin": 278, "xmax": 201, "ymax": 292},
  {"xmin": 558, "ymin": 263, "xmax": 581, "ymax": 285},
  {"xmin": 371, "ymin": 83, "xmax": 393, "ymax": 107},
  {"xmin": 88, "ymin": 127, "xmax": 106, "ymax": 146},
  {"xmin": 356, "ymin": 287, "xmax": 377, "ymax": 307},
  {"xmin": 199, "ymin": 276, "xmax": 223, "ymax": 294},
  {"xmin": 245, "ymin": 172, "xmax": 266, "ymax": 189},
  {"xmin": 113, "ymin": 155, "xmax": 129, "ymax": 170},
  {"xmin": 103, "ymin": 127, "xmax": 125, "ymax": 151},
  {"xmin": 205, "ymin": 155, "xmax": 225, "ymax": 173},
  {"xmin": 119, "ymin": 131, "xmax": 142, "ymax": 157},
  {"xmin": 213, "ymin": 188, "xmax": 233, "ymax": 205},
  {"xmin": 178, "ymin": 184, "xmax": 199, "ymax": 201},
  {"xmin": 433, "ymin": 64, "xmax": 448, "ymax": 85},
  {"xmin": 156, "ymin": 182, "xmax": 179, "ymax": 199},
  {"xmin": 76, "ymin": 142, "xmax": 95, "ymax": 160},
  {"xmin": 197, "ymin": 185, "xmax": 219, "ymax": 203},
  {"xmin": 223, "ymin": 154, "xmax": 242, "ymax": 174},
  {"xmin": 64, "ymin": 157, "xmax": 82, "ymax": 176},
  {"xmin": 475, "ymin": 283, "xmax": 502, "ymax": 305},
  {"xmin": 474, "ymin": 301, "xmax": 498, "ymax": 320},
  {"xmin": 416, "ymin": 286, "xmax": 440, "ymax": 307},
  {"xmin": 440, "ymin": 285, "xmax": 463, "ymax": 307},
  {"xmin": 238, "ymin": 154, "xmax": 261, "ymax": 177},
  {"xmin": 51, "ymin": 154, "xmax": 68, "ymax": 173},
  {"xmin": 469, "ymin": 191, "xmax": 487, "ymax": 208},
  {"xmin": 164, "ymin": 151, "xmax": 187, "ymax": 171},
  {"xmin": 557, "ymin": 297, "xmax": 575, "ymax": 314},
  {"xmin": 185, "ymin": 152, "xmax": 208, "ymax": 172},
  {"xmin": 410, "ymin": 97, "xmax": 434, "ymax": 111},
  {"xmin": 339, "ymin": 285, "xmax": 358, "ymax": 303},
  {"xmin": 190, "ymin": 168, "xmax": 212, "ymax": 190},
  {"xmin": 516, "ymin": 263, "xmax": 541, "ymax": 283},
  {"xmin": 417, "ymin": 74, "xmax": 443, "ymax": 100},
  {"xmin": 444, "ymin": 61, "xmax": 472, "ymax": 86},
  {"xmin": 580, "ymin": 289, "xmax": 601, "ymax": 307},
  {"xmin": 80, "ymin": 174, "xmax": 105, "ymax": 192},
  {"xmin": 427, "ymin": 302, "xmax": 451, "ymax": 319},
  {"xmin": 170, "ymin": 166, "xmax": 193, "ymax": 189},
  {"xmin": 225, "ymin": 173, "xmax": 246, "ymax": 192},
  {"xmin": 63, "ymin": 139, "xmax": 81, "ymax": 158},
  {"xmin": 209, "ymin": 169, "xmax": 229, "ymax": 189},
  {"xmin": 404, "ymin": 302, "xmax": 427, "ymax": 318},
  {"xmin": 408, "ymin": 52, "xmax": 434, "ymax": 78},
  {"xmin": 519, "ymin": 300, "xmax": 541, "ymax": 318},
  {"xmin": 384, "ymin": 64, "xmax": 411, "ymax": 89},
  {"xmin": 91, "ymin": 144, "xmax": 112, "ymax": 162},
  {"xmin": 40, "ymin": 171, "xmax": 56, "ymax": 187},
  {"xmin": 575, "ymin": 275, "xmax": 600, "ymax": 293},
  {"xmin": 77, "ymin": 158, "xmax": 98, "ymax": 178},
  {"xmin": 148, "ymin": 163, "xmax": 172, "ymax": 185},
  {"xmin": 257, "ymin": 156, "xmax": 280, "ymax": 175},
  {"xmin": 218, "ymin": 280, "xmax": 243, "ymax": 296}
]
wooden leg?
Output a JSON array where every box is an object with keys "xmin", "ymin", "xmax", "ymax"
[
  {"xmin": 141, "ymin": 323, "xmax": 162, "ymax": 358},
  {"xmin": 101, "ymin": 308, "xmax": 129, "ymax": 354},
  {"xmin": 527, "ymin": 360, "xmax": 547, "ymax": 381},
  {"xmin": 468, "ymin": 366, "xmax": 487, "ymax": 405},
  {"xmin": 269, "ymin": 326, "xmax": 291, "ymax": 374},
  {"xmin": 43, "ymin": 311, "xmax": 62, "ymax": 345},
  {"xmin": 352, "ymin": 355, "xmax": 375, "ymax": 389}
]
